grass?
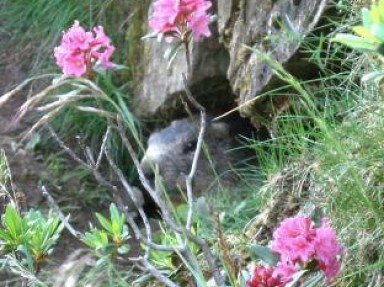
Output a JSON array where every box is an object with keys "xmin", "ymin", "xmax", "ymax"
[
  {"xmin": 0, "ymin": 0, "xmax": 147, "ymax": 181},
  {"xmin": 1, "ymin": 0, "xmax": 384, "ymax": 286},
  {"xmin": 236, "ymin": 3, "xmax": 384, "ymax": 285},
  {"xmin": 0, "ymin": 0, "xmax": 144, "ymax": 73}
]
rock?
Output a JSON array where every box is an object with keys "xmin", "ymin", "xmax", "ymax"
[
  {"xmin": 134, "ymin": 0, "xmax": 328, "ymax": 127},
  {"xmin": 134, "ymin": 0, "xmax": 232, "ymax": 119},
  {"xmin": 218, "ymin": 0, "xmax": 328, "ymax": 126}
]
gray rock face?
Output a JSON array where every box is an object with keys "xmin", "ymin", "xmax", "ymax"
[
  {"xmin": 139, "ymin": 116, "xmax": 255, "ymax": 197},
  {"xmin": 135, "ymin": 0, "xmax": 231, "ymax": 119},
  {"xmin": 135, "ymin": 0, "xmax": 327, "ymax": 125},
  {"xmin": 218, "ymin": 0, "xmax": 327, "ymax": 125}
]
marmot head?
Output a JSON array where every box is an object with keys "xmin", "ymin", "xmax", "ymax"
[{"xmin": 140, "ymin": 116, "xmax": 255, "ymax": 196}]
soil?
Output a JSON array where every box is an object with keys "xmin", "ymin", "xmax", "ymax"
[
  {"xmin": 0, "ymin": 33, "xmax": 91, "ymax": 286},
  {"xmin": 0, "ymin": 34, "xmax": 145, "ymax": 286},
  {"xmin": 0, "ymin": 35, "xmax": 45, "ymax": 207}
]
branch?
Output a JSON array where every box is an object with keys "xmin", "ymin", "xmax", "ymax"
[
  {"xmin": 96, "ymin": 126, "xmax": 111, "ymax": 169},
  {"xmin": 104, "ymin": 145, "xmax": 154, "ymax": 259},
  {"xmin": 48, "ymin": 126, "xmax": 87, "ymax": 166},
  {"xmin": 113, "ymin": 191, "xmax": 179, "ymax": 252},
  {"xmin": 0, "ymin": 74, "xmax": 60, "ymax": 109},
  {"xmin": 135, "ymin": 259, "xmax": 180, "ymax": 287},
  {"xmin": 181, "ymin": 74, "xmax": 206, "ymax": 233},
  {"xmin": 41, "ymin": 186, "xmax": 83, "ymax": 239},
  {"xmin": 49, "ymin": 124, "xmax": 182, "ymax": 254},
  {"xmin": 48, "ymin": 126, "xmax": 116, "ymax": 190},
  {"xmin": 115, "ymin": 117, "xmax": 180, "ymax": 232}
]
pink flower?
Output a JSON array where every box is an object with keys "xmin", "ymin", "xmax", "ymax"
[
  {"xmin": 270, "ymin": 215, "xmax": 344, "ymax": 282},
  {"xmin": 54, "ymin": 21, "xmax": 115, "ymax": 77},
  {"xmin": 60, "ymin": 53, "xmax": 87, "ymax": 77},
  {"xmin": 97, "ymin": 45, "xmax": 116, "ymax": 69},
  {"xmin": 271, "ymin": 215, "xmax": 316, "ymax": 263},
  {"xmin": 319, "ymin": 259, "xmax": 341, "ymax": 281},
  {"xmin": 247, "ymin": 265, "xmax": 284, "ymax": 287},
  {"xmin": 60, "ymin": 21, "xmax": 93, "ymax": 51},
  {"xmin": 273, "ymin": 260, "xmax": 299, "ymax": 284},
  {"xmin": 149, "ymin": 0, "xmax": 212, "ymax": 42},
  {"xmin": 313, "ymin": 219, "xmax": 344, "ymax": 280},
  {"xmin": 189, "ymin": 12, "xmax": 211, "ymax": 41}
]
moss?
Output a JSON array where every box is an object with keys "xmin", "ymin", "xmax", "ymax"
[
  {"xmin": 124, "ymin": 0, "xmax": 152, "ymax": 83},
  {"xmin": 220, "ymin": 0, "xmax": 242, "ymax": 47}
]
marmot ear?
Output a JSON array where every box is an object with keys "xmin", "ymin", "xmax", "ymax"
[{"xmin": 211, "ymin": 122, "xmax": 230, "ymax": 138}]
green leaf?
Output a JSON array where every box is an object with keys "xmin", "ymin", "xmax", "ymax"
[
  {"xmin": 150, "ymin": 249, "xmax": 175, "ymax": 269},
  {"xmin": 117, "ymin": 244, "xmax": 130, "ymax": 255},
  {"xmin": 3, "ymin": 204, "xmax": 23, "ymax": 238},
  {"xmin": 0, "ymin": 229, "xmax": 13, "ymax": 242},
  {"xmin": 331, "ymin": 34, "xmax": 378, "ymax": 52},
  {"xmin": 377, "ymin": 0, "xmax": 384, "ymax": 23},
  {"xmin": 109, "ymin": 203, "xmax": 120, "ymax": 223},
  {"xmin": 82, "ymin": 229, "xmax": 109, "ymax": 249},
  {"xmin": 362, "ymin": 8, "xmax": 372, "ymax": 27},
  {"xmin": 361, "ymin": 70, "xmax": 384, "ymax": 83},
  {"xmin": 175, "ymin": 204, "xmax": 189, "ymax": 224},
  {"xmin": 248, "ymin": 244, "xmax": 280, "ymax": 266},
  {"xmin": 95, "ymin": 213, "xmax": 113, "ymax": 233},
  {"xmin": 110, "ymin": 204, "xmax": 124, "ymax": 235},
  {"xmin": 141, "ymin": 32, "xmax": 159, "ymax": 40},
  {"xmin": 370, "ymin": 3, "xmax": 382, "ymax": 24},
  {"xmin": 164, "ymin": 40, "xmax": 184, "ymax": 70},
  {"xmin": 369, "ymin": 24, "xmax": 384, "ymax": 41},
  {"xmin": 352, "ymin": 26, "xmax": 380, "ymax": 42},
  {"xmin": 285, "ymin": 270, "xmax": 308, "ymax": 287},
  {"xmin": 18, "ymin": 247, "xmax": 34, "ymax": 271},
  {"xmin": 300, "ymin": 271, "xmax": 324, "ymax": 287}
]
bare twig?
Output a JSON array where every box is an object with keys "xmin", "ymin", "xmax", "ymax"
[
  {"xmin": 0, "ymin": 74, "xmax": 59, "ymax": 109},
  {"xmin": 112, "ymin": 191, "xmax": 178, "ymax": 252},
  {"xmin": 116, "ymin": 117, "xmax": 181, "ymax": 232},
  {"xmin": 215, "ymin": 213, "xmax": 239, "ymax": 286},
  {"xmin": 49, "ymin": 124, "xmax": 181, "ymax": 254},
  {"xmin": 48, "ymin": 126, "xmax": 115, "ymax": 189},
  {"xmin": 44, "ymin": 83, "xmax": 223, "ymax": 284},
  {"xmin": 48, "ymin": 126, "xmax": 87, "ymax": 166},
  {"xmin": 135, "ymin": 259, "xmax": 180, "ymax": 287},
  {"xmin": 181, "ymin": 74, "xmax": 206, "ymax": 233},
  {"xmin": 115, "ymin": 117, "xmax": 205, "ymax": 279},
  {"xmin": 104, "ymin": 145, "xmax": 154, "ymax": 259},
  {"xmin": 180, "ymin": 75, "xmax": 225, "ymax": 285},
  {"xmin": 96, "ymin": 126, "xmax": 111, "ymax": 169},
  {"xmin": 85, "ymin": 146, "xmax": 96, "ymax": 166},
  {"xmin": 41, "ymin": 186, "xmax": 83, "ymax": 239}
]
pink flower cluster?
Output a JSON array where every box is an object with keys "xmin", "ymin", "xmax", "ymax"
[
  {"xmin": 271, "ymin": 216, "xmax": 344, "ymax": 282},
  {"xmin": 54, "ymin": 20, "xmax": 115, "ymax": 77},
  {"xmin": 247, "ymin": 266, "xmax": 284, "ymax": 287},
  {"xmin": 149, "ymin": 0, "xmax": 212, "ymax": 42}
]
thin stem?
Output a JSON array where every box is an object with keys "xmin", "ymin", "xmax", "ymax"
[
  {"xmin": 181, "ymin": 74, "xmax": 207, "ymax": 232},
  {"xmin": 136, "ymin": 259, "xmax": 180, "ymax": 287},
  {"xmin": 184, "ymin": 40, "xmax": 192, "ymax": 80},
  {"xmin": 41, "ymin": 186, "xmax": 83, "ymax": 239}
]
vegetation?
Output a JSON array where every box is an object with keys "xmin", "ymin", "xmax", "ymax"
[{"xmin": 0, "ymin": 0, "xmax": 383, "ymax": 286}]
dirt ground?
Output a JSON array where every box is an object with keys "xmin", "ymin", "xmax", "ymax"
[
  {"xmin": 0, "ymin": 33, "xmax": 146, "ymax": 285},
  {"xmin": 0, "ymin": 33, "xmax": 92, "ymax": 286},
  {"xmin": 0, "ymin": 35, "xmax": 46, "ymax": 207}
]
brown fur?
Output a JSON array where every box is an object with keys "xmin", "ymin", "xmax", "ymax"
[{"xmin": 140, "ymin": 116, "xmax": 257, "ymax": 198}]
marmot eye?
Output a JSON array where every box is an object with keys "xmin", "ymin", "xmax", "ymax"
[{"xmin": 183, "ymin": 140, "xmax": 197, "ymax": 154}]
